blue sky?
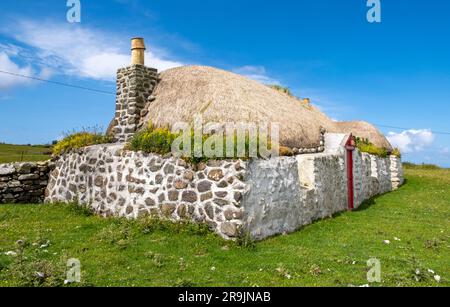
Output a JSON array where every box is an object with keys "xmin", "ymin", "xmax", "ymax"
[{"xmin": 0, "ymin": 0, "xmax": 449, "ymax": 166}]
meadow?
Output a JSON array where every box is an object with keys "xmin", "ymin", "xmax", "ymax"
[
  {"xmin": 0, "ymin": 166, "xmax": 448, "ymax": 287},
  {"xmin": 0, "ymin": 144, "xmax": 52, "ymax": 164}
]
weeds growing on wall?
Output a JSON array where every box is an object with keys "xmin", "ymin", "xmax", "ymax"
[
  {"xmin": 129, "ymin": 123, "xmax": 274, "ymax": 163},
  {"xmin": 355, "ymin": 137, "xmax": 388, "ymax": 157},
  {"xmin": 130, "ymin": 126, "xmax": 179, "ymax": 156},
  {"xmin": 53, "ymin": 127, "xmax": 112, "ymax": 155},
  {"xmin": 391, "ymin": 148, "xmax": 402, "ymax": 158},
  {"xmin": 355, "ymin": 137, "xmax": 401, "ymax": 158}
]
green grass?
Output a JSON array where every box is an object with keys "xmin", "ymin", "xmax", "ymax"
[
  {"xmin": 0, "ymin": 144, "xmax": 52, "ymax": 164},
  {"xmin": 403, "ymin": 162, "xmax": 442, "ymax": 170},
  {"xmin": 0, "ymin": 169, "xmax": 448, "ymax": 287}
]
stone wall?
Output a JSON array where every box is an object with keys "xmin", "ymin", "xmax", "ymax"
[
  {"xmin": 0, "ymin": 162, "xmax": 53, "ymax": 204},
  {"xmin": 110, "ymin": 65, "xmax": 159, "ymax": 143},
  {"xmin": 240, "ymin": 134, "xmax": 403, "ymax": 240},
  {"xmin": 389, "ymin": 155, "xmax": 404, "ymax": 190},
  {"xmin": 44, "ymin": 134, "xmax": 404, "ymax": 241},
  {"xmin": 45, "ymin": 144, "xmax": 246, "ymax": 239}
]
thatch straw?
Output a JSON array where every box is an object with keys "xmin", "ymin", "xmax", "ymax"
[
  {"xmin": 137, "ymin": 65, "xmax": 392, "ymax": 150},
  {"xmin": 331, "ymin": 121, "xmax": 393, "ymax": 151},
  {"xmin": 140, "ymin": 66, "xmax": 335, "ymax": 148}
]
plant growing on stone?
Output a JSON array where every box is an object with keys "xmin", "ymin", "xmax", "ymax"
[
  {"xmin": 130, "ymin": 123, "xmax": 275, "ymax": 162},
  {"xmin": 392, "ymin": 148, "xmax": 401, "ymax": 158},
  {"xmin": 355, "ymin": 137, "xmax": 388, "ymax": 158},
  {"xmin": 53, "ymin": 128, "xmax": 112, "ymax": 155},
  {"xmin": 130, "ymin": 125, "xmax": 179, "ymax": 155}
]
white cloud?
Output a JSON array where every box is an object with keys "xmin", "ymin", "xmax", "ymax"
[
  {"xmin": 232, "ymin": 65, "xmax": 280, "ymax": 85},
  {"xmin": 77, "ymin": 52, "xmax": 129, "ymax": 80},
  {"xmin": 2, "ymin": 20, "xmax": 183, "ymax": 82},
  {"xmin": 387, "ymin": 129, "xmax": 435, "ymax": 153},
  {"xmin": 439, "ymin": 146, "xmax": 450, "ymax": 155},
  {"xmin": 0, "ymin": 52, "xmax": 33, "ymax": 89},
  {"xmin": 145, "ymin": 52, "xmax": 184, "ymax": 72},
  {"xmin": 0, "ymin": 43, "xmax": 23, "ymax": 57}
]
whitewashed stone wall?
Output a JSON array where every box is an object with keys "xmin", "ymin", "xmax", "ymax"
[
  {"xmin": 353, "ymin": 152, "xmax": 371, "ymax": 207},
  {"xmin": 45, "ymin": 144, "xmax": 246, "ymax": 239},
  {"xmin": 241, "ymin": 134, "xmax": 404, "ymax": 240},
  {"xmin": 45, "ymin": 134, "xmax": 403, "ymax": 240},
  {"xmin": 390, "ymin": 155, "xmax": 404, "ymax": 190},
  {"xmin": 241, "ymin": 157, "xmax": 304, "ymax": 238}
]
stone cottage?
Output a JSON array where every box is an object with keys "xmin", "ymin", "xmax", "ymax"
[{"xmin": 42, "ymin": 38, "xmax": 404, "ymax": 240}]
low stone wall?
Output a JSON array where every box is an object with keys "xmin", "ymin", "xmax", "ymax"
[
  {"xmin": 45, "ymin": 145, "xmax": 246, "ymax": 239},
  {"xmin": 0, "ymin": 162, "xmax": 53, "ymax": 204},
  {"xmin": 45, "ymin": 134, "xmax": 404, "ymax": 240},
  {"xmin": 389, "ymin": 155, "xmax": 404, "ymax": 190},
  {"xmin": 241, "ymin": 134, "xmax": 403, "ymax": 240}
]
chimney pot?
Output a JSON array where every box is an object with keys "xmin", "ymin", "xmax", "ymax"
[{"xmin": 131, "ymin": 37, "xmax": 146, "ymax": 65}]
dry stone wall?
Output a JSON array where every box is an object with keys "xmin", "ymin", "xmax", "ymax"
[
  {"xmin": 45, "ymin": 144, "xmax": 246, "ymax": 239},
  {"xmin": 0, "ymin": 162, "xmax": 53, "ymax": 204}
]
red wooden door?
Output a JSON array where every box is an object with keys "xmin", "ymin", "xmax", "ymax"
[{"xmin": 345, "ymin": 135, "xmax": 356, "ymax": 210}]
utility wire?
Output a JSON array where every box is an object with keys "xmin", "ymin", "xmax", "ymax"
[
  {"xmin": 0, "ymin": 70, "xmax": 115, "ymax": 96},
  {"xmin": 1, "ymin": 69, "xmax": 450, "ymax": 135}
]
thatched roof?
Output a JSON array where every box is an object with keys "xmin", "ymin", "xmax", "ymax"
[
  {"xmin": 135, "ymin": 65, "xmax": 392, "ymax": 150},
  {"xmin": 140, "ymin": 66, "xmax": 334, "ymax": 148},
  {"xmin": 332, "ymin": 121, "xmax": 393, "ymax": 151}
]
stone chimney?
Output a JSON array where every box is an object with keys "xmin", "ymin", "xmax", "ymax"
[{"xmin": 111, "ymin": 38, "xmax": 159, "ymax": 143}]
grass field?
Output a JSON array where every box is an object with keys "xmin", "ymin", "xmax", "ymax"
[
  {"xmin": 0, "ymin": 167, "xmax": 448, "ymax": 287},
  {"xmin": 0, "ymin": 144, "xmax": 52, "ymax": 164}
]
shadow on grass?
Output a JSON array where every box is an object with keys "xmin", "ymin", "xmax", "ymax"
[
  {"xmin": 354, "ymin": 178, "xmax": 408, "ymax": 212},
  {"xmin": 354, "ymin": 197, "xmax": 377, "ymax": 212}
]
